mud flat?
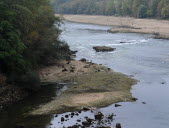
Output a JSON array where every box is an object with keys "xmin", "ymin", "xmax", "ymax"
[
  {"xmin": 59, "ymin": 14, "xmax": 169, "ymax": 39},
  {"xmin": 31, "ymin": 60, "xmax": 137, "ymax": 115}
]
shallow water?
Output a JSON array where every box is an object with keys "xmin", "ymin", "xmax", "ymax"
[
  {"xmin": 49, "ymin": 21, "xmax": 169, "ymax": 128},
  {"xmin": 1, "ymin": 21, "xmax": 169, "ymax": 128}
]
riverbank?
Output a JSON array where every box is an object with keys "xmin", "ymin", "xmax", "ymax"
[
  {"xmin": 31, "ymin": 59, "xmax": 137, "ymax": 115},
  {"xmin": 60, "ymin": 14, "xmax": 169, "ymax": 39}
]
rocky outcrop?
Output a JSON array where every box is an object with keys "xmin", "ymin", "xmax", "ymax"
[{"xmin": 93, "ymin": 46, "xmax": 116, "ymax": 52}]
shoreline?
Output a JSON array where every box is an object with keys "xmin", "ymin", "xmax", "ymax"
[
  {"xmin": 30, "ymin": 59, "xmax": 137, "ymax": 115},
  {"xmin": 59, "ymin": 14, "xmax": 169, "ymax": 39}
]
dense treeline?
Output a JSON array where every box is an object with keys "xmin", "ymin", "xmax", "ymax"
[
  {"xmin": 0, "ymin": 0, "xmax": 71, "ymax": 90},
  {"xmin": 52, "ymin": 0, "xmax": 169, "ymax": 19}
]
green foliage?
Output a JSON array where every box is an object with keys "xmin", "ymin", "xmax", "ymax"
[
  {"xmin": 0, "ymin": 0, "xmax": 71, "ymax": 90},
  {"xmin": 9, "ymin": 71, "xmax": 40, "ymax": 91},
  {"xmin": 138, "ymin": 4, "xmax": 148, "ymax": 18},
  {"xmin": 52, "ymin": 0, "xmax": 169, "ymax": 19}
]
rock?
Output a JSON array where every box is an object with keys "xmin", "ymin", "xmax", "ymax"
[
  {"xmin": 82, "ymin": 121, "xmax": 91, "ymax": 126},
  {"xmin": 67, "ymin": 60, "xmax": 71, "ymax": 64},
  {"xmin": 96, "ymin": 69, "xmax": 101, "ymax": 72},
  {"xmin": 131, "ymin": 97, "xmax": 138, "ymax": 101},
  {"xmin": 70, "ymin": 69, "xmax": 75, "ymax": 72},
  {"xmin": 116, "ymin": 123, "xmax": 121, "ymax": 128},
  {"xmin": 65, "ymin": 115, "xmax": 69, "ymax": 118},
  {"xmin": 94, "ymin": 112, "xmax": 104, "ymax": 120},
  {"xmin": 129, "ymin": 75, "xmax": 134, "ymax": 77},
  {"xmin": 93, "ymin": 46, "xmax": 116, "ymax": 52},
  {"xmin": 68, "ymin": 125, "xmax": 79, "ymax": 128},
  {"xmin": 142, "ymin": 102, "xmax": 146, "ymax": 104},
  {"xmin": 120, "ymin": 41, "xmax": 129, "ymax": 44},
  {"xmin": 62, "ymin": 68, "xmax": 68, "ymax": 72},
  {"xmin": 83, "ymin": 65, "xmax": 90, "ymax": 68},
  {"xmin": 107, "ymin": 68, "xmax": 111, "ymax": 71},
  {"xmin": 70, "ymin": 66, "xmax": 76, "ymax": 69},
  {"xmin": 97, "ymin": 126, "xmax": 111, "ymax": 128},
  {"xmin": 55, "ymin": 114, "xmax": 58, "ymax": 117},
  {"xmin": 80, "ymin": 58, "xmax": 87, "ymax": 62},
  {"xmin": 74, "ymin": 112, "xmax": 79, "ymax": 116},
  {"xmin": 86, "ymin": 118, "xmax": 94, "ymax": 123},
  {"xmin": 77, "ymin": 119, "xmax": 81, "ymax": 122},
  {"xmin": 61, "ymin": 117, "xmax": 65, "ymax": 122},
  {"xmin": 71, "ymin": 50, "xmax": 78, "ymax": 54},
  {"xmin": 71, "ymin": 112, "xmax": 74, "ymax": 116},
  {"xmin": 82, "ymin": 107, "xmax": 90, "ymax": 111},
  {"xmin": 84, "ymin": 116, "xmax": 89, "ymax": 119},
  {"xmin": 161, "ymin": 82, "xmax": 165, "ymax": 84},
  {"xmin": 107, "ymin": 114, "xmax": 114, "ymax": 119},
  {"xmin": 115, "ymin": 104, "xmax": 122, "ymax": 107}
]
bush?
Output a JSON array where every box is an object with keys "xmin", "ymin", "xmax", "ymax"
[{"xmin": 8, "ymin": 71, "xmax": 40, "ymax": 91}]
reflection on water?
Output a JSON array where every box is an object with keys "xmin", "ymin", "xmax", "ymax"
[{"xmin": 0, "ymin": 84, "xmax": 62, "ymax": 128}]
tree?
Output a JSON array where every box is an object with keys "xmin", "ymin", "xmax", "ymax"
[
  {"xmin": 138, "ymin": 4, "xmax": 148, "ymax": 18},
  {"xmin": 0, "ymin": 0, "xmax": 71, "ymax": 90}
]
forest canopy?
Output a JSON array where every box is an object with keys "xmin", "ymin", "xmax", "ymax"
[
  {"xmin": 0, "ymin": 0, "xmax": 71, "ymax": 90},
  {"xmin": 52, "ymin": 0, "xmax": 169, "ymax": 19}
]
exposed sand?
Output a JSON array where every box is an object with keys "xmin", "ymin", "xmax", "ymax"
[
  {"xmin": 60, "ymin": 14, "xmax": 169, "ymax": 39},
  {"xmin": 31, "ymin": 60, "xmax": 137, "ymax": 115}
]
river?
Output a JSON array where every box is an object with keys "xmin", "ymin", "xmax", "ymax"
[{"xmin": 1, "ymin": 21, "xmax": 169, "ymax": 128}]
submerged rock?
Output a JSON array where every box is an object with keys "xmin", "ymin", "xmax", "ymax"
[
  {"xmin": 94, "ymin": 112, "xmax": 104, "ymax": 120},
  {"xmin": 116, "ymin": 123, "xmax": 121, "ymax": 128},
  {"xmin": 77, "ymin": 119, "xmax": 81, "ymax": 122},
  {"xmin": 82, "ymin": 121, "xmax": 91, "ymax": 126},
  {"xmin": 65, "ymin": 114, "xmax": 69, "ymax": 118},
  {"xmin": 61, "ymin": 117, "xmax": 65, "ymax": 122},
  {"xmin": 120, "ymin": 41, "xmax": 127, "ymax": 43},
  {"xmin": 115, "ymin": 104, "xmax": 122, "ymax": 107},
  {"xmin": 71, "ymin": 112, "xmax": 75, "ymax": 116},
  {"xmin": 107, "ymin": 114, "xmax": 115, "ymax": 119},
  {"xmin": 93, "ymin": 46, "xmax": 116, "ymax": 52},
  {"xmin": 67, "ymin": 125, "xmax": 79, "ymax": 128},
  {"xmin": 97, "ymin": 126, "xmax": 111, "ymax": 128},
  {"xmin": 86, "ymin": 118, "xmax": 94, "ymax": 123}
]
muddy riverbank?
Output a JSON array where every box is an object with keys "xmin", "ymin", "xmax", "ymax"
[{"xmin": 31, "ymin": 60, "xmax": 137, "ymax": 115}]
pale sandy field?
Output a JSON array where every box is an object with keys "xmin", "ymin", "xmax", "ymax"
[{"xmin": 60, "ymin": 14, "xmax": 169, "ymax": 39}]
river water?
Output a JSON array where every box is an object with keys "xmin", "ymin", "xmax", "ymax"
[
  {"xmin": 1, "ymin": 21, "xmax": 169, "ymax": 128},
  {"xmin": 53, "ymin": 21, "xmax": 169, "ymax": 128}
]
